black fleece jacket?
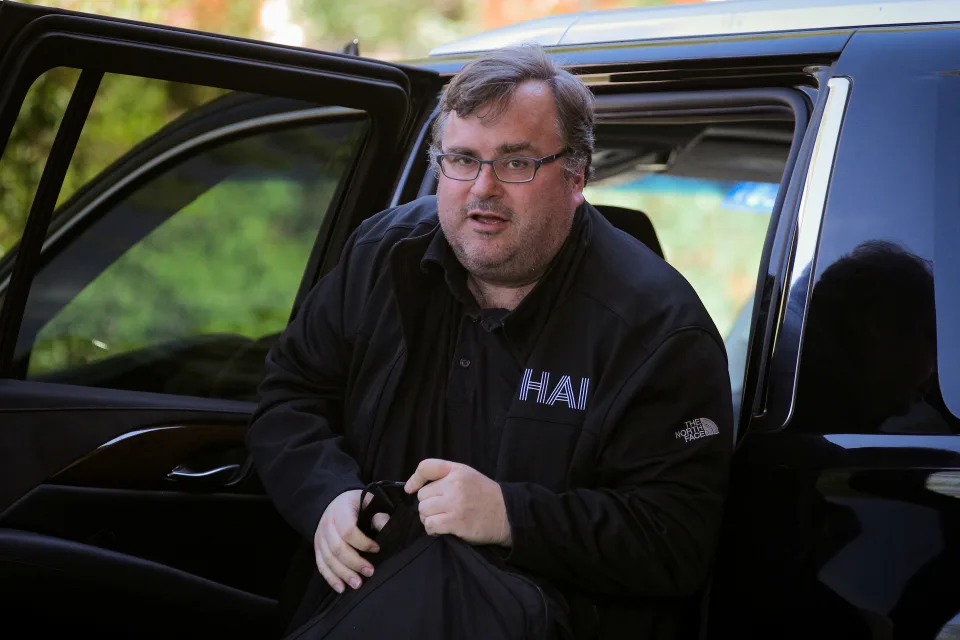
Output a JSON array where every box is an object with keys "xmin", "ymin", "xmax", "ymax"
[{"xmin": 248, "ymin": 196, "xmax": 733, "ymax": 633}]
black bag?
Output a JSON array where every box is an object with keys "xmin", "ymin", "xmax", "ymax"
[{"xmin": 283, "ymin": 481, "xmax": 566, "ymax": 640}]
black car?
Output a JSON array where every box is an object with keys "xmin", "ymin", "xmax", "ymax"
[{"xmin": 1, "ymin": 0, "xmax": 959, "ymax": 637}]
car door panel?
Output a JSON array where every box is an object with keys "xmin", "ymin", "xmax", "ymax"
[
  {"xmin": 0, "ymin": 528, "xmax": 277, "ymax": 638},
  {"xmin": 710, "ymin": 25, "xmax": 960, "ymax": 639},
  {"xmin": 0, "ymin": 2, "xmax": 440, "ymax": 636}
]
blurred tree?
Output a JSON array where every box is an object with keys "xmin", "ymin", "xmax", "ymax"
[
  {"xmin": 0, "ymin": 68, "xmax": 77, "ymax": 258},
  {"xmin": 291, "ymin": 0, "xmax": 477, "ymax": 59},
  {"xmin": 480, "ymin": 0, "xmax": 676, "ymax": 34},
  {"xmin": 1, "ymin": 0, "xmax": 252, "ymax": 260}
]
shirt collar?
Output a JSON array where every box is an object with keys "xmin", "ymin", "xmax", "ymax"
[
  {"xmin": 418, "ymin": 203, "xmax": 590, "ymax": 353},
  {"xmin": 420, "ymin": 226, "xmax": 478, "ymax": 312}
]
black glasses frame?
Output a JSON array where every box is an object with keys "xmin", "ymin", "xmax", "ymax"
[{"xmin": 435, "ymin": 149, "xmax": 568, "ymax": 183}]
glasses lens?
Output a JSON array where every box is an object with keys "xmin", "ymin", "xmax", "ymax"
[
  {"xmin": 494, "ymin": 157, "xmax": 536, "ymax": 183},
  {"xmin": 441, "ymin": 155, "xmax": 480, "ymax": 180}
]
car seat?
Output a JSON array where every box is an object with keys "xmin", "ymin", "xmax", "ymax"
[{"xmin": 593, "ymin": 204, "xmax": 664, "ymax": 259}]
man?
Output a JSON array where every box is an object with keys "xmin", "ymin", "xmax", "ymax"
[{"xmin": 248, "ymin": 44, "xmax": 732, "ymax": 639}]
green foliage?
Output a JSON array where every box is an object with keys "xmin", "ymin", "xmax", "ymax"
[
  {"xmin": 584, "ymin": 182, "xmax": 771, "ymax": 338},
  {"xmin": 292, "ymin": 0, "xmax": 476, "ymax": 58},
  {"xmin": 0, "ymin": 67, "xmax": 78, "ymax": 258},
  {"xmin": 0, "ymin": 70, "xmax": 226, "ymax": 261},
  {"xmin": 58, "ymin": 75, "xmax": 227, "ymax": 208},
  {"xmin": 29, "ymin": 119, "xmax": 366, "ymax": 375}
]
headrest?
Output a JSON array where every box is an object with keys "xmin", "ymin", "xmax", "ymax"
[{"xmin": 593, "ymin": 204, "xmax": 664, "ymax": 259}]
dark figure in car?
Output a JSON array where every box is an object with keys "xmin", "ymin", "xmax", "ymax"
[{"xmin": 248, "ymin": 44, "xmax": 732, "ymax": 640}]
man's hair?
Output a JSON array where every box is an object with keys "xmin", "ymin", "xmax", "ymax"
[{"xmin": 428, "ymin": 44, "xmax": 595, "ymax": 184}]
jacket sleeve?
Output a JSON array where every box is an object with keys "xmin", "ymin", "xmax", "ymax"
[
  {"xmin": 500, "ymin": 328, "xmax": 733, "ymax": 597},
  {"xmin": 246, "ymin": 236, "xmax": 365, "ymax": 541}
]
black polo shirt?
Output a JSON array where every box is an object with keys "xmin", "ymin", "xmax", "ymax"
[{"xmin": 373, "ymin": 211, "xmax": 585, "ymax": 480}]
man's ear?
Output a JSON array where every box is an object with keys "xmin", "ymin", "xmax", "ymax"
[{"xmin": 568, "ymin": 169, "xmax": 586, "ymax": 207}]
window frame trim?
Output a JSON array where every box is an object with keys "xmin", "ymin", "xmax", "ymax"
[
  {"xmin": 0, "ymin": 70, "xmax": 102, "ymax": 372},
  {"xmin": 749, "ymin": 76, "xmax": 852, "ymax": 432}
]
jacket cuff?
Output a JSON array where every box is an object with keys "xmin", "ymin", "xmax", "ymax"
[
  {"xmin": 499, "ymin": 481, "xmax": 549, "ymax": 571},
  {"xmin": 294, "ymin": 480, "xmax": 365, "ymax": 540}
]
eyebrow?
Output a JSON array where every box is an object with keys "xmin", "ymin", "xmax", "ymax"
[
  {"xmin": 443, "ymin": 142, "xmax": 535, "ymax": 157},
  {"xmin": 495, "ymin": 142, "xmax": 534, "ymax": 155}
]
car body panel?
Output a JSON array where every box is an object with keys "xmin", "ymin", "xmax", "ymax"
[
  {"xmin": 429, "ymin": 0, "xmax": 960, "ymax": 55},
  {"xmin": 2, "ymin": 0, "xmax": 960, "ymax": 637},
  {"xmin": 710, "ymin": 24, "xmax": 960, "ymax": 639}
]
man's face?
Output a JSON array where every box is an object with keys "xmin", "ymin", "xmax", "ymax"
[{"xmin": 436, "ymin": 80, "xmax": 585, "ymax": 286}]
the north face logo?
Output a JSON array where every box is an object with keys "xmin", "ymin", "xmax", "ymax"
[
  {"xmin": 675, "ymin": 418, "xmax": 720, "ymax": 442},
  {"xmin": 518, "ymin": 369, "xmax": 590, "ymax": 411}
]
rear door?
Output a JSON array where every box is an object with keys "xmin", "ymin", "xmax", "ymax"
[
  {"xmin": 0, "ymin": 3, "xmax": 439, "ymax": 637},
  {"xmin": 710, "ymin": 23, "xmax": 960, "ymax": 639}
]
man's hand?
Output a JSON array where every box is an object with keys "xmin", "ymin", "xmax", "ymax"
[
  {"xmin": 313, "ymin": 489, "xmax": 389, "ymax": 593},
  {"xmin": 405, "ymin": 459, "xmax": 512, "ymax": 547}
]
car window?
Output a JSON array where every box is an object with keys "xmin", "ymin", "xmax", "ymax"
[
  {"xmin": 786, "ymin": 69, "xmax": 960, "ymax": 435},
  {"xmin": 585, "ymin": 175, "xmax": 772, "ymax": 338},
  {"xmin": 56, "ymin": 73, "xmax": 229, "ymax": 209},
  {"xmin": 0, "ymin": 67, "xmax": 80, "ymax": 261},
  {"xmin": 937, "ymin": 235, "xmax": 960, "ymax": 422},
  {"xmin": 14, "ymin": 108, "xmax": 368, "ymax": 401},
  {"xmin": 584, "ymin": 121, "xmax": 788, "ymax": 412}
]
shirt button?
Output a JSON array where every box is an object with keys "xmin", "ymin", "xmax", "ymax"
[{"xmin": 459, "ymin": 357, "xmax": 471, "ymax": 368}]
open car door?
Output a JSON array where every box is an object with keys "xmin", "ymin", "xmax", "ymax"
[{"xmin": 0, "ymin": 2, "xmax": 441, "ymax": 637}]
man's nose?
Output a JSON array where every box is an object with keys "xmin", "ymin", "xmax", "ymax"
[{"xmin": 470, "ymin": 163, "xmax": 503, "ymax": 198}]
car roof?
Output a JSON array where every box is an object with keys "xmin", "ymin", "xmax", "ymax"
[{"xmin": 429, "ymin": 0, "xmax": 960, "ymax": 56}]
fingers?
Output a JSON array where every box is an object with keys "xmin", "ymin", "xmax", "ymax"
[
  {"xmin": 371, "ymin": 512, "xmax": 390, "ymax": 532},
  {"xmin": 341, "ymin": 522, "xmax": 380, "ymax": 554},
  {"xmin": 361, "ymin": 491, "xmax": 375, "ymax": 509},
  {"xmin": 319, "ymin": 533, "xmax": 365, "ymax": 591},
  {"xmin": 422, "ymin": 513, "xmax": 452, "ymax": 537},
  {"xmin": 417, "ymin": 495, "xmax": 446, "ymax": 519},
  {"xmin": 315, "ymin": 551, "xmax": 345, "ymax": 594},
  {"xmin": 418, "ymin": 497, "xmax": 452, "ymax": 538},
  {"xmin": 417, "ymin": 481, "xmax": 444, "ymax": 501},
  {"xmin": 405, "ymin": 458, "xmax": 455, "ymax": 494}
]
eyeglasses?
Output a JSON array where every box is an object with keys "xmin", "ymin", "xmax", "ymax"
[{"xmin": 435, "ymin": 149, "xmax": 567, "ymax": 183}]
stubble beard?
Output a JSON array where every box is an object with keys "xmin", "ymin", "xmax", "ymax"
[{"xmin": 443, "ymin": 198, "xmax": 545, "ymax": 285}]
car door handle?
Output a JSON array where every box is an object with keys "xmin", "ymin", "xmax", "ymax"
[{"xmin": 166, "ymin": 463, "xmax": 241, "ymax": 485}]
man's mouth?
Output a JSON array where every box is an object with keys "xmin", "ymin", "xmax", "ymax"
[{"xmin": 468, "ymin": 211, "xmax": 508, "ymax": 225}]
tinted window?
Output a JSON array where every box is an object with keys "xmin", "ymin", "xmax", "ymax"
[
  {"xmin": 934, "ymin": 74, "xmax": 960, "ymax": 423},
  {"xmin": 55, "ymin": 73, "xmax": 228, "ymax": 209},
  {"xmin": 789, "ymin": 60, "xmax": 960, "ymax": 434},
  {"xmin": 936, "ymin": 208, "xmax": 960, "ymax": 422},
  {"xmin": 15, "ymin": 113, "xmax": 367, "ymax": 401}
]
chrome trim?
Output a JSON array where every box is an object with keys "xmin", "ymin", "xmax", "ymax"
[
  {"xmin": 430, "ymin": 0, "xmax": 960, "ymax": 56},
  {"xmin": 167, "ymin": 463, "xmax": 240, "ymax": 480},
  {"xmin": 825, "ymin": 434, "xmax": 960, "ymax": 453},
  {"xmin": 0, "ymin": 106, "xmax": 363, "ymax": 299},
  {"xmin": 97, "ymin": 425, "xmax": 183, "ymax": 449},
  {"xmin": 926, "ymin": 471, "xmax": 960, "ymax": 499},
  {"xmin": 776, "ymin": 77, "xmax": 851, "ymax": 427}
]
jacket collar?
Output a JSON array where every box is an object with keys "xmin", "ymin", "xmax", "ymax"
[{"xmin": 395, "ymin": 202, "xmax": 593, "ymax": 359}]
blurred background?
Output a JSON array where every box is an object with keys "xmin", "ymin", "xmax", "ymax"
[{"xmin": 17, "ymin": 0, "xmax": 716, "ymax": 59}]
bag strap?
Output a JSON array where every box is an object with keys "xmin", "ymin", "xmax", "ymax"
[{"xmin": 357, "ymin": 480, "xmax": 412, "ymax": 537}]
